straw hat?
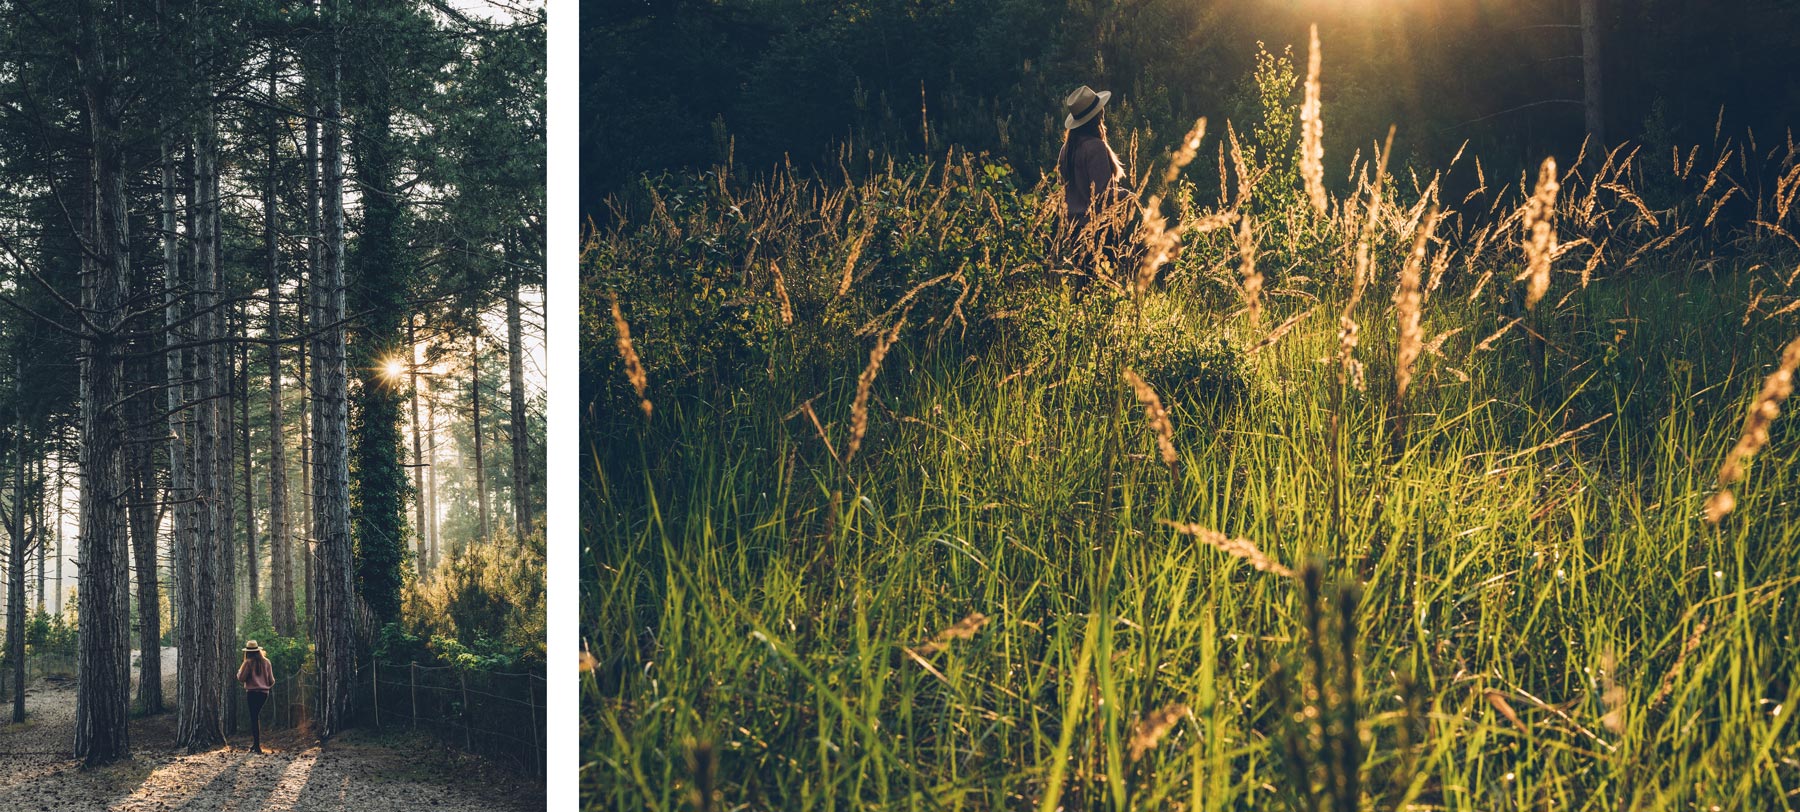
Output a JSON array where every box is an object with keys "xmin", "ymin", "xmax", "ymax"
[
  {"xmin": 1063, "ymin": 85, "xmax": 1111, "ymax": 130},
  {"xmin": 243, "ymin": 640, "xmax": 262, "ymax": 653}
]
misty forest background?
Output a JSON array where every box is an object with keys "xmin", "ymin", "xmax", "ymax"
[{"xmin": 0, "ymin": 0, "xmax": 544, "ymax": 767}]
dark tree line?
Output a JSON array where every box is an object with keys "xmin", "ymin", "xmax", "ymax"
[
  {"xmin": 0, "ymin": 0, "xmax": 544, "ymax": 765},
  {"xmin": 585, "ymin": 0, "xmax": 1800, "ymax": 214}
]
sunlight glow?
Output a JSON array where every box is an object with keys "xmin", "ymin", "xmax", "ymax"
[{"xmin": 382, "ymin": 357, "xmax": 407, "ymax": 380}]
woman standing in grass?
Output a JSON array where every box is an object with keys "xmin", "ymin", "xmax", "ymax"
[
  {"xmin": 1058, "ymin": 85, "xmax": 1127, "ymax": 257},
  {"xmin": 236, "ymin": 641, "xmax": 275, "ymax": 753}
]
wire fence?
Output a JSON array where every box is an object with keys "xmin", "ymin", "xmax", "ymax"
[
  {"xmin": 249, "ymin": 657, "xmax": 546, "ymax": 777},
  {"xmin": 0, "ymin": 651, "xmax": 76, "ymax": 701}
]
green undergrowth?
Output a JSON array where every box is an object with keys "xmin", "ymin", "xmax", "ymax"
[{"xmin": 588, "ymin": 264, "xmax": 1800, "ymax": 809}]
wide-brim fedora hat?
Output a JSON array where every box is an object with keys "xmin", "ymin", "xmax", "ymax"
[
  {"xmin": 244, "ymin": 640, "xmax": 262, "ymax": 653},
  {"xmin": 1063, "ymin": 85, "xmax": 1112, "ymax": 130}
]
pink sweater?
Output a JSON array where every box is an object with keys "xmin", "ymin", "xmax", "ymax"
[{"xmin": 237, "ymin": 657, "xmax": 275, "ymax": 692}]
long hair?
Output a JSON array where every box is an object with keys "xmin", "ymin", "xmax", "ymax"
[
  {"xmin": 243, "ymin": 647, "xmax": 266, "ymax": 664},
  {"xmin": 1058, "ymin": 114, "xmax": 1125, "ymax": 191},
  {"xmin": 1059, "ymin": 115, "xmax": 1107, "ymax": 180}
]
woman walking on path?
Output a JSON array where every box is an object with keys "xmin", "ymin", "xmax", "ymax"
[
  {"xmin": 1057, "ymin": 85, "xmax": 1128, "ymax": 267},
  {"xmin": 236, "ymin": 640, "xmax": 275, "ymax": 754}
]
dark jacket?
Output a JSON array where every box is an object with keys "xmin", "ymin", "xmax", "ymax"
[{"xmin": 1060, "ymin": 135, "xmax": 1122, "ymax": 226}]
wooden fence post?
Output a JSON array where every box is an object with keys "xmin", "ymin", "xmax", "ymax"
[
  {"xmin": 410, "ymin": 662, "xmax": 418, "ymax": 730},
  {"xmin": 460, "ymin": 670, "xmax": 472, "ymax": 751},
  {"xmin": 528, "ymin": 676, "xmax": 541, "ymax": 777},
  {"xmin": 372, "ymin": 661, "xmax": 381, "ymax": 729}
]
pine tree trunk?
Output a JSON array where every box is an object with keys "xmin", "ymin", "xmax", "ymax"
[
  {"xmin": 311, "ymin": 0, "xmax": 358, "ymax": 737},
  {"xmin": 409, "ymin": 316, "xmax": 427, "ymax": 575},
  {"xmin": 54, "ymin": 453, "xmax": 63, "ymax": 618},
  {"xmin": 218, "ymin": 288, "xmax": 238, "ymax": 737},
  {"xmin": 301, "ymin": 58, "xmax": 319, "ymax": 638},
  {"xmin": 426, "ymin": 394, "xmax": 438, "ymax": 572},
  {"xmin": 161, "ymin": 75, "xmax": 195, "ymax": 738},
  {"xmin": 506, "ymin": 241, "xmax": 533, "ymax": 538},
  {"xmin": 242, "ymin": 323, "xmax": 258, "ymax": 609},
  {"xmin": 267, "ymin": 53, "xmax": 295, "ymax": 637},
  {"xmin": 1581, "ymin": 0, "xmax": 1605, "ymax": 148},
  {"xmin": 178, "ymin": 86, "xmax": 226, "ymax": 752},
  {"xmin": 35, "ymin": 456, "xmax": 44, "ymax": 613},
  {"xmin": 472, "ymin": 336, "xmax": 488, "ymax": 546},
  {"xmin": 11, "ymin": 378, "xmax": 29, "ymax": 724},
  {"xmin": 127, "ymin": 265, "xmax": 164, "ymax": 715},
  {"xmin": 74, "ymin": 3, "xmax": 135, "ymax": 761}
]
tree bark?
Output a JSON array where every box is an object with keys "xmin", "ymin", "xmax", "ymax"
[
  {"xmin": 1581, "ymin": 0, "xmax": 1605, "ymax": 148},
  {"xmin": 409, "ymin": 315, "xmax": 427, "ymax": 575},
  {"xmin": 426, "ymin": 392, "xmax": 438, "ymax": 572},
  {"xmin": 267, "ymin": 50, "xmax": 295, "ymax": 637},
  {"xmin": 160, "ymin": 43, "xmax": 197, "ymax": 739},
  {"xmin": 505, "ymin": 239, "xmax": 533, "ymax": 538},
  {"xmin": 34, "ymin": 456, "xmax": 44, "ymax": 613},
  {"xmin": 128, "ymin": 250, "xmax": 163, "ymax": 715},
  {"xmin": 310, "ymin": 0, "xmax": 358, "ymax": 737},
  {"xmin": 54, "ymin": 452, "xmax": 63, "ymax": 618},
  {"xmin": 242, "ymin": 316, "xmax": 257, "ymax": 610},
  {"xmin": 218, "ymin": 288, "xmax": 238, "ymax": 737},
  {"xmin": 471, "ymin": 335, "xmax": 489, "ymax": 547},
  {"xmin": 178, "ymin": 89, "xmax": 226, "ymax": 751},
  {"xmin": 11, "ymin": 368, "xmax": 30, "ymax": 724},
  {"xmin": 301, "ymin": 49, "xmax": 319, "ymax": 637},
  {"xmin": 74, "ymin": 0, "xmax": 135, "ymax": 762}
]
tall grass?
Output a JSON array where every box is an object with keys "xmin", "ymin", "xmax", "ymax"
[{"xmin": 586, "ymin": 34, "xmax": 1800, "ymax": 810}]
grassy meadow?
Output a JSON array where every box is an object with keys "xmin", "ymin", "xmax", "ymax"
[{"xmin": 585, "ymin": 46, "xmax": 1800, "ymax": 809}]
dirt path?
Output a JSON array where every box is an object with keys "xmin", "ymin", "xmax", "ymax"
[{"xmin": 0, "ymin": 652, "xmax": 539, "ymax": 811}]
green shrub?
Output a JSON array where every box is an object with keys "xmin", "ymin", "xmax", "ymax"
[
  {"xmin": 236, "ymin": 600, "xmax": 308, "ymax": 679},
  {"xmin": 24, "ymin": 608, "xmax": 74, "ymax": 657},
  {"xmin": 395, "ymin": 530, "xmax": 546, "ymax": 669}
]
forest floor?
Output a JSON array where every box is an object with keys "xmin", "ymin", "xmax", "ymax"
[{"xmin": 0, "ymin": 649, "xmax": 539, "ymax": 810}]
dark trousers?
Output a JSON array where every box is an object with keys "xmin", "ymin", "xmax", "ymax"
[{"xmin": 247, "ymin": 690, "xmax": 269, "ymax": 748}]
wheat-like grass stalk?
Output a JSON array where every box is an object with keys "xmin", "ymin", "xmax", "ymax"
[
  {"xmin": 1129, "ymin": 703, "xmax": 1192, "ymax": 761},
  {"xmin": 1394, "ymin": 205, "xmax": 1439, "ymax": 403},
  {"xmin": 1300, "ymin": 23, "xmax": 1327, "ymax": 216},
  {"xmin": 1162, "ymin": 117, "xmax": 1207, "ymax": 188},
  {"xmin": 845, "ymin": 310, "xmax": 909, "ymax": 465},
  {"xmin": 1472, "ymin": 318, "xmax": 1522, "ymax": 353},
  {"xmin": 1650, "ymin": 619, "xmax": 1708, "ymax": 709},
  {"xmin": 857, "ymin": 272, "xmax": 953, "ymax": 336},
  {"xmin": 913, "ymin": 612, "xmax": 989, "ymax": 656},
  {"xmin": 1135, "ymin": 196, "xmax": 1176, "ymax": 296},
  {"xmin": 1227, "ymin": 123, "xmax": 1254, "ymax": 208},
  {"xmin": 1519, "ymin": 157, "xmax": 1560, "ymax": 311},
  {"xmin": 1598, "ymin": 650, "xmax": 1627, "ymax": 735},
  {"xmin": 771, "ymin": 261, "xmax": 794, "ymax": 325},
  {"xmin": 1159, "ymin": 520, "xmax": 1295, "ymax": 578},
  {"xmin": 1337, "ymin": 315, "xmax": 1367, "ymax": 392},
  {"xmin": 1238, "ymin": 213, "xmax": 1262, "ymax": 326},
  {"xmin": 1705, "ymin": 335, "xmax": 1800, "ymax": 523},
  {"xmin": 1338, "ymin": 127, "xmax": 1395, "ymax": 393},
  {"xmin": 609, "ymin": 292, "xmax": 652, "ymax": 419},
  {"xmin": 1249, "ymin": 306, "xmax": 1316, "ymax": 355},
  {"xmin": 835, "ymin": 214, "xmax": 875, "ymax": 298},
  {"xmin": 1123, "ymin": 369, "xmax": 1179, "ymax": 471}
]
